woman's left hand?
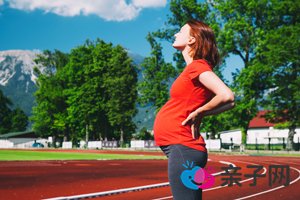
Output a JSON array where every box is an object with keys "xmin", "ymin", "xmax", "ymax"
[{"xmin": 182, "ymin": 110, "xmax": 203, "ymax": 139}]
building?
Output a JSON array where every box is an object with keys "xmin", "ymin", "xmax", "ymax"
[
  {"xmin": 0, "ymin": 131, "xmax": 47, "ymax": 148},
  {"xmin": 220, "ymin": 111, "xmax": 300, "ymax": 146}
]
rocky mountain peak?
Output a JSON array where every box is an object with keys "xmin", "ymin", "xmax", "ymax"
[{"xmin": 0, "ymin": 50, "xmax": 41, "ymax": 86}]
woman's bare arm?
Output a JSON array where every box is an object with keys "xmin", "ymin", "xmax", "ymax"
[
  {"xmin": 182, "ymin": 71, "xmax": 235, "ymax": 138},
  {"xmin": 195, "ymin": 71, "xmax": 235, "ymax": 114},
  {"xmin": 182, "ymin": 71, "xmax": 235, "ymax": 124},
  {"xmin": 201, "ymin": 101, "xmax": 235, "ymax": 117}
]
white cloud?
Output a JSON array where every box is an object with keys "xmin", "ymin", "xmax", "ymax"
[
  {"xmin": 4, "ymin": 0, "xmax": 166, "ymax": 21},
  {"xmin": 132, "ymin": 0, "xmax": 167, "ymax": 8},
  {"xmin": 0, "ymin": 0, "xmax": 3, "ymax": 6}
]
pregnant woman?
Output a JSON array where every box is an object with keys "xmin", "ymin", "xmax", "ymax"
[{"xmin": 154, "ymin": 20, "xmax": 235, "ymax": 200}]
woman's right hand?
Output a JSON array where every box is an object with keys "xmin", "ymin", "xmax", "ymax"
[{"xmin": 182, "ymin": 110, "xmax": 203, "ymax": 139}]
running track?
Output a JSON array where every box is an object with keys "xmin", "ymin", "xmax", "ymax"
[{"xmin": 0, "ymin": 150, "xmax": 299, "ymax": 200}]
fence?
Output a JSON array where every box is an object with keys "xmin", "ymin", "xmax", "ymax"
[
  {"xmin": 0, "ymin": 139, "xmax": 13, "ymax": 148},
  {"xmin": 0, "ymin": 138, "xmax": 47, "ymax": 148},
  {"xmin": 63, "ymin": 141, "xmax": 119, "ymax": 149},
  {"xmin": 130, "ymin": 140, "xmax": 158, "ymax": 149}
]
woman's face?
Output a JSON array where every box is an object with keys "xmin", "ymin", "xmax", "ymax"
[{"xmin": 172, "ymin": 24, "xmax": 193, "ymax": 50}]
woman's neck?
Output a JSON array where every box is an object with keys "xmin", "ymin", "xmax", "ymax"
[{"xmin": 182, "ymin": 47, "xmax": 193, "ymax": 65}]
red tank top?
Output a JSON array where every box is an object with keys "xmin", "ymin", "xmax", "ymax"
[{"xmin": 153, "ymin": 59, "xmax": 214, "ymax": 152}]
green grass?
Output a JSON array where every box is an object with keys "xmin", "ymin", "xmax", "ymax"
[
  {"xmin": 246, "ymin": 144, "xmax": 286, "ymax": 151},
  {"xmin": 248, "ymin": 153, "xmax": 300, "ymax": 157},
  {"xmin": 0, "ymin": 150, "xmax": 167, "ymax": 161}
]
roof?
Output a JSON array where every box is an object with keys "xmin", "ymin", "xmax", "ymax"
[
  {"xmin": 0, "ymin": 131, "xmax": 36, "ymax": 139},
  {"xmin": 249, "ymin": 110, "xmax": 275, "ymax": 128}
]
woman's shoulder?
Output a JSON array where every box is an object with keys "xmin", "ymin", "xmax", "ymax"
[
  {"xmin": 186, "ymin": 59, "xmax": 213, "ymax": 72},
  {"xmin": 185, "ymin": 59, "xmax": 213, "ymax": 80},
  {"xmin": 190, "ymin": 59, "xmax": 212, "ymax": 68}
]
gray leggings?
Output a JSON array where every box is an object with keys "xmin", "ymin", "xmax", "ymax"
[{"xmin": 160, "ymin": 144, "xmax": 208, "ymax": 200}]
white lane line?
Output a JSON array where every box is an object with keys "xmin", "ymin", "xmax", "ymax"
[
  {"xmin": 219, "ymin": 160, "xmax": 236, "ymax": 167},
  {"xmin": 47, "ymin": 159, "xmax": 268, "ymax": 200},
  {"xmin": 46, "ymin": 159, "xmax": 216, "ymax": 200},
  {"xmin": 44, "ymin": 182, "xmax": 170, "ymax": 200},
  {"xmin": 210, "ymin": 160, "xmax": 236, "ymax": 176},
  {"xmin": 152, "ymin": 196, "xmax": 173, "ymax": 200},
  {"xmin": 234, "ymin": 166, "xmax": 300, "ymax": 200}
]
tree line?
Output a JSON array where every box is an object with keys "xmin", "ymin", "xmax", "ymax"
[
  {"xmin": 31, "ymin": 39, "xmax": 137, "ymax": 147},
  {"xmin": 0, "ymin": 90, "xmax": 28, "ymax": 134}
]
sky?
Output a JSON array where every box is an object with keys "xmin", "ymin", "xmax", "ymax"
[{"xmin": 0, "ymin": 0, "xmax": 243, "ymax": 83}]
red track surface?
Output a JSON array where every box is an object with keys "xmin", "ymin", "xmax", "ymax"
[{"xmin": 0, "ymin": 149, "xmax": 299, "ymax": 200}]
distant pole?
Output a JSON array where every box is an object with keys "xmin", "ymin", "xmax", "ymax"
[
  {"xmin": 271, "ymin": 138, "xmax": 273, "ymax": 154},
  {"xmin": 256, "ymin": 137, "xmax": 258, "ymax": 153},
  {"xmin": 85, "ymin": 124, "xmax": 89, "ymax": 149}
]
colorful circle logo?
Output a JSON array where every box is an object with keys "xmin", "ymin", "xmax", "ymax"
[{"xmin": 180, "ymin": 160, "xmax": 215, "ymax": 190}]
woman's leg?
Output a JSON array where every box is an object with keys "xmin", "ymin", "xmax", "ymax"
[{"xmin": 168, "ymin": 144, "xmax": 208, "ymax": 200}]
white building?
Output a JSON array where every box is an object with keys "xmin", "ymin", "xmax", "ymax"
[
  {"xmin": 220, "ymin": 111, "xmax": 300, "ymax": 146},
  {"xmin": 0, "ymin": 131, "xmax": 47, "ymax": 148}
]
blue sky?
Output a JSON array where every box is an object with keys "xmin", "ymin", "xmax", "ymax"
[{"xmin": 0, "ymin": 0, "xmax": 243, "ymax": 83}]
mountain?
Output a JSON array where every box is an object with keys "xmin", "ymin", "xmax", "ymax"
[
  {"xmin": 0, "ymin": 50, "xmax": 155, "ymax": 131},
  {"xmin": 0, "ymin": 50, "xmax": 41, "ymax": 116},
  {"xmin": 127, "ymin": 51, "xmax": 156, "ymax": 131}
]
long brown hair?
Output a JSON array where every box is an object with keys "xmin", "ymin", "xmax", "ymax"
[{"xmin": 187, "ymin": 20, "xmax": 220, "ymax": 67}]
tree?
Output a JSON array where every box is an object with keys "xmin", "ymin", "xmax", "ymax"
[
  {"xmin": 32, "ymin": 39, "xmax": 139, "ymax": 146},
  {"xmin": 0, "ymin": 89, "xmax": 12, "ymax": 134},
  {"xmin": 134, "ymin": 127, "xmax": 153, "ymax": 140},
  {"xmin": 104, "ymin": 45, "xmax": 138, "ymax": 146},
  {"xmin": 200, "ymin": 110, "xmax": 237, "ymax": 139},
  {"xmin": 64, "ymin": 40, "xmax": 138, "ymax": 144},
  {"xmin": 256, "ymin": 20, "xmax": 300, "ymax": 150},
  {"xmin": 0, "ymin": 90, "xmax": 28, "ymax": 134},
  {"xmin": 31, "ymin": 50, "xmax": 69, "ymax": 147},
  {"xmin": 65, "ymin": 40, "xmax": 113, "ymax": 144},
  {"xmin": 10, "ymin": 108, "xmax": 28, "ymax": 132},
  {"xmin": 138, "ymin": 33, "xmax": 177, "ymax": 112},
  {"xmin": 212, "ymin": 0, "xmax": 281, "ymax": 144}
]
